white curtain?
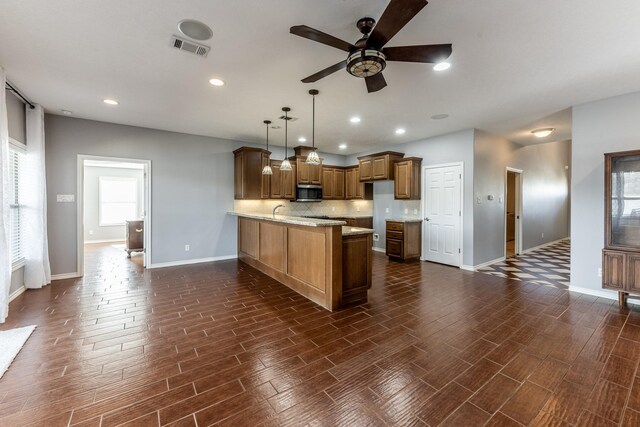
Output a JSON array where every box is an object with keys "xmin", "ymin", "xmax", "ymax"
[
  {"xmin": 24, "ymin": 104, "xmax": 50, "ymax": 289},
  {"xmin": 0, "ymin": 69, "xmax": 11, "ymax": 323}
]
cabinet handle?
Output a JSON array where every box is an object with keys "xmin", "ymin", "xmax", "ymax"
[{"xmin": 135, "ymin": 229, "xmax": 143, "ymax": 233}]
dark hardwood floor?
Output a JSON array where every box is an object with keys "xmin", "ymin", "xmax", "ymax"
[{"xmin": 1, "ymin": 242, "xmax": 639, "ymax": 426}]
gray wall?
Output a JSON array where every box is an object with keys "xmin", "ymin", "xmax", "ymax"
[
  {"xmin": 83, "ymin": 165, "xmax": 144, "ymax": 242},
  {"xmin": 571, "ymin": 91, "xmax": 640, "ymax": 292},
  {"xmin": 473, "ymin": 130, "xmax": 571, "ymax": 265},
  {"xmin": 7, "ymin": 90, "xmax": 25, "ymax": 295},
  {"xmin": 347, "ymin": 129, "xmax": 476, "ymax": 266},
  {"xmin": 45, "ymin": 115, "xmax": 346, "ymax": 275}
]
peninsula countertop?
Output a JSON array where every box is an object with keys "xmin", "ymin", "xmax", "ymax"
[
  {"xmin": 342, "ymin": 226, "xmax": 374, "ymax": 236},
  {"xmin": 385, "ymin": 217, "xmax": 423, "ymax": 223},
  {"xmin": 228, "ymin": 211, "xmax": 346, "ymax": 227}
]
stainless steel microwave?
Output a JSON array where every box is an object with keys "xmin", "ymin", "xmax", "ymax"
[{"xmin": 295, "ymin": 185, "xmax": 323, "ymax": 202}]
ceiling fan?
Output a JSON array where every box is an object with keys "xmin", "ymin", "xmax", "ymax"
[{"xmin": 290, "ymin": 0, "xmax": 452, "ymax": 93}]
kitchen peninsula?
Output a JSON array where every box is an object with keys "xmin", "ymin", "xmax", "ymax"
[{"xmin": 229, "ymin": 212, "xmax": 373, "ymax": 311}]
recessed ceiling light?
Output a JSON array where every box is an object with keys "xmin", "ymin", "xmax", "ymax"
[
  {"xmin": 531, "ymin": 128, "xmax": 555, "ymax": 138},
  {"xmin": 61, "ymin": 109, "xmax": 73, "ymax": 115},
  {"xmin": 298, "ymin": 137, "xmax": 307, "ymax": 143},
  {"xmin": 209, "ymin": 78, "xmax": 225, "ymax": 86},
  {"xmin": 178, "ymin": 19, "xmax": 213, "ymax": 41},
  {"xmin": 339, "ymin": 143, "xmax": 347, "ymax": 150},
  {"xmin": 431, "ymin": 114, "xmax": 449, "ymax": 120},
  {"xmin": 350, "ymin": 116, "xmax": 361, "ymax": 123},
  {"xmin": 103, "ymin": 99, "xmax": 119, "ymax": 105},
  {"xmin": 395, "ymin": 128, "xmax": 406, "ymax": 135},
  {"xmin": 433, "ymin": 62, "xmax": 451, "ymax": 71}
]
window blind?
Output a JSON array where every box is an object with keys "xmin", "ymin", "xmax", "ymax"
[{"xmin": 9, "ymin": 146, "xmax": 24, "ymax": 266}]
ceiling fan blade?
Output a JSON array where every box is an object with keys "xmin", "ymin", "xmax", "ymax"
[
  {"xmin": 301, "ymin": 60, "xmax": 347, "ymax": 83},
  {"xmin": 365, "ymin": 73, "xmax": 387, "ymax": 93},
  {"xmin": 367, "ymin": 0, "xmax": 428, "ymax": 48},
  {"xmin": 384, "ymin": 44, "xmax": 452, "ymax": 63},
  {"xmin": 290, "ymin": 25, "xmax": 355, "ymax": 52}
]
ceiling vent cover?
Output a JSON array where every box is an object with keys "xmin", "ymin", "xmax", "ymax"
[{"xmin": 171, "ymin": 36, "xmax": 210, "ymax": 57}]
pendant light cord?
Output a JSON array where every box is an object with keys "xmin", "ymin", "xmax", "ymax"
[
  {"xmin": 284, "ymin": 110, "xmax": 288, "ymax": 159},
  {"xmin": 312, "ymin": 94, "xmax": 315, "ymax": 150}
]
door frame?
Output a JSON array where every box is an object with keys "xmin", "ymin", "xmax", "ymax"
[
  {"xmin": 420, "ymin": 162, "xmax": 464, "ymax": 267},
  {"xmin": 504, "ymin": 167, "xmax": 523, "ymax": 257},
  {"xmin": 77, "ymin": 154, "xmax": 152, "ymax": 277}
]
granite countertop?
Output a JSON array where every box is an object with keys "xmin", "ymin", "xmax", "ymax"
[
  {"xmin": 228, "ymin": 212, "xmax": 346, "ymax": 227},
  {"xmin": 385, "ymin": 217, "xmax": 423, "ymax": 223},
  {"xmin": 342, "ymin": 226, "xmax": 374, "ymax": 236},
  {"xmin": 323, "ymin": 214, "xmax": 373, "ymax": 219}
]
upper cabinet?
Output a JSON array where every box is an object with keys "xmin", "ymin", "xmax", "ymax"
[
  {"xmin": 269, "ymin": 160, "xmax": 296, "ymax": 200},
  {"xmin": 322, "ymin": 167, "xmax": 346, "ymax": 200},
  {"xmin": 292, "ymin": 146, "xmax": 322, "ymax": 185},
  {"xmin": 394, "ymin": 157, "xmax": 422, "ymax": 200},
  {"xmin": 345, "ymin": 166, "xmax": 373, "ymax": 200},
  {"xmin": 233, "ymin": 147, "xmax": 270, "ymax": 200},
  {"xmin": 358, "ymin": 151, "xmax": 405, "ymax": 181}
]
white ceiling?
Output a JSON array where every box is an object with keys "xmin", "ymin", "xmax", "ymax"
[{"xmin": 1, "ymin": 0, "xmax": 640, "ymax": 154}]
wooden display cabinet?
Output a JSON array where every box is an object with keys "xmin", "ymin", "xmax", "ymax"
[
  {"xmin": 394, "ymin": 157, "xmax": 422, "ymax": 200},
  {"xmin": 603, "ymin": 149, "xmax": 640, "ymax": 306}
]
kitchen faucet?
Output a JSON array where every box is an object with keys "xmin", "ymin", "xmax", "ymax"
[{"xmin": 273, "ymin": 204, "xmax": 285, "ymax": 218}]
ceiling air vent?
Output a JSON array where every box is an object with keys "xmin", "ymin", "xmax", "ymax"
[{"xmin": 171, "ymin": 35, "xmax": 210, "ymax": 58}]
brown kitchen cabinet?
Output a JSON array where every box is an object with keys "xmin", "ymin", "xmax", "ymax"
[
  {"xmin": 342, "ymin": 217, "xmax": 373, "ymax": 229},
  {"xmin": 322, "ymin": 167, "xmax": 345, "ymax": 200},
  {"xmin": 269, "ymin": 160, "xmax": 296, "ymax": 200},
  {"xmin": 386, "ymin": 220, "xmax": 421, "ymax": 261},
  {"xmin": 602, "ymin": 149, "xmax": 640, "ymax": 306},
  {"xmin": 345, "ymin": 166, "xmax": 373, "ymax": 200},
  {"xmin": 358, "ymin": 151, "xmax": 405, "ymax": 181},
  {"xmin": 394, "ymin": 157, "xmax": 422, "ymax": 200},
  {"xmin": 233, "ymin": 147, "xmax": 271, "ymax": 199},
  {"xmin": 291, "ymin": 146, "xmax": 322, "ymax": 185}
]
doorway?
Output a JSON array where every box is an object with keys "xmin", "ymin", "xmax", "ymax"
[
  {"xmin": 421, "ymin": 163, "xmax": 463, "ymax": 267},
  {"xmin": 505, "ymin": 168, "xmax": 523, "ymax": 258},
  {"xmin": 77, "ymin": 155, "xmax": 151, "ymax": 277}
]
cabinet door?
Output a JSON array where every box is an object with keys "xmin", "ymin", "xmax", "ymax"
[
  {"xmin": 394, "ymin": 161, "xmax": 411, "ymax": 199},
  {"xmin": 627, "ymin": 254, "xmax": 640, "ymax": 292},
  {"xmin": 234, "ymin": 153, "xmax": 244, "ymax": 199},
  {"xmin": 261, "ymin": 154, "xmax": 270, "ymax": 199},
  {"xmin": 297, "ymin": 160, "xmax": 309, "ymax": 184},
  {"xmin": 283, "ymin": 165, "xmax": 296, "ymax": 199},
  {"xmin": 359, "ymin": 159, "xmax": 373, "ymax": 181},
  {"xmin": 310, "ymin": 164, "xmax": 322, "ymax": 185},
  {"xmin": 386, "ymin": 239, "xmax": 403, "ymax": 258},
  {"xmin": 372, "ymin": 157, "xmax": 387, "ymax": 179},
  {"xmin": 354, "ymin": 168, "xmax": 364, "ymax": 199},
  {"xmin": 345, "ymin": 168, "xmax": 355, "ymax": 199},
  {"xmin": 270, "ymin": 161, "xmax": 282, "ymax": 198},
  {"xmin": 603, "ymin": 250, "xmax": 625, "ymax": 290},
  {"xmin": 322, "ymin": 168, "xmax": 334, "ymax": 199},
  {"xmin": 334, "ymin": 169, "xmax": 345, "ymax": 199}
]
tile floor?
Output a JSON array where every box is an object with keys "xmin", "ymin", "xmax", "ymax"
[{"xmin": 1, "ymin": 240, "xmax": 639, "ymax": 426}]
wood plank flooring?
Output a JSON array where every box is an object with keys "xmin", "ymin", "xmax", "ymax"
[{"xmin": 1, "ymin": 242, "xmax": 639, "ymax": 426}]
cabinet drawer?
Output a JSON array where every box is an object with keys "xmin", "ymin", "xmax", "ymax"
[
  {"xmin": 387, "ymin": 230, "xmax": 404, "ymax": 240},
  {"xmin": 386, "ymin": 222, "xmax": 404, "ymax": 232},
  {"xmin": 603, "ymin": 250, "xmax": 625, "ymax": 290},
  {"xmin": 386, "ymin": 239, "xmax": 403, "ymax": 258}
]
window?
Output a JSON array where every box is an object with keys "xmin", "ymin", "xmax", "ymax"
[
  {"xmin": 99, "ymin": 177, "xmax": 138, "ymax": 226},
  {"xmin": 9, "ymin": 142, "xmax": 25, "ymax": 268}
]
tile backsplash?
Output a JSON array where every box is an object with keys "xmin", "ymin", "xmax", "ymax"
[{"xmin": 234, "ymin": 199, "xmax": 373, "ymax": 217}]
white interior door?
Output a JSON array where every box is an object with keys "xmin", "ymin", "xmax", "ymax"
[{"xmin": 423, "ymin": 164, "xmax": 462, "ymax": 266}]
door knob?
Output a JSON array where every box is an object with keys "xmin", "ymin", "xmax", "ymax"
[{"xmin": 424, "ymin": 217, "xmax": 430, "ymax": 221}]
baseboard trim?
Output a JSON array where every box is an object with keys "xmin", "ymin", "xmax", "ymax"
[
  {"xmin": 84, "ymin": 239, "xmax": 125, "ymax": 244},
  {"xmin": 460, "ymin": 264, "xmax": 475, "ymax": 272},
  {"xmin": 568, "ymin": 285, "xmax": 640, "ymax": 306},
  {"xmin": 470, "ymin": 256, "xmax": 506, "ymax": 271},
  {"xmin": 51, "ymin": 272, "xmax": 82, "ymax": 281},
  {"xmin": 521, "ymin": 237, "xmax": 569, "ymax": 255},
  {"xmin": 9, "ymin": 285, "xmax": 26, "ymax": 302},
  {"xmin": 372, "ymin": 247, "xmax": 386, "ymax": 254},
  {"xmin": 148, "ymin": 255, "xmax": 237, "ymax": 269}
]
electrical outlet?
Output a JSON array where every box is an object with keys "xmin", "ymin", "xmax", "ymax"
[
  {"xmin": 598, "ymin": 268, "xmax": 602, "ymax": 277},
  {"xmin": 373, "ymin": 233, "xmax": 379, "ymax": 241},
  {"xmin": 404, "ymin": 208, "xmax": 408, "ymax": 214},
  {"xmin": 541, "ymin": 232, "xmax": 544, "ymax": 238},
  {"xmin": 332, "ymin": 207, "xmax": 336, "ymax": 212},
  {"xmin": 499, "ymin": 196, "xmax": 503, "ymax": 204},
  {"xmin": 413, "ymin": 209, "xmax": 418, "ymax": 215},
  {"xmin": 185, "ymin": 244, "xmax": 190, "ymax": 252},
  {"xmin": 476, "ymin": 196, "xmax": 482, "ymax": 204},
  {"xmin": 356, "ymin": 206, "xmax": 360, "ymax": 212},
  {"xmin": 89, "ymin": 229, "xmax": 93, "ymax": 235},
  {"xmin": 385, "ymin": 207, "xmax": 390, "ymax": 213}
]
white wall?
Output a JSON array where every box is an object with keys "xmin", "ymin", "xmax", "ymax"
[
  {"xmin": 83, "ymin": 165, "xmax": 144, "ymax": 242},
  {"xmin": 571, "ymin": 91, "xmax": 640, "ymax": 293},
  {"xmin": 45, "ymin": 115, "xmax": 347, "ymax": 275},
  {"xmin": 347, "ymin": 129, "xmax": 476, "ymax": 266}
]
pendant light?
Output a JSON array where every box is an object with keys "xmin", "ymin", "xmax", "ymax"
[
  {"xmin": 306, "ymin": 89, "xmax": 321, "ymax": 165},
  {"xmin": 280, "ymin": 107, "xmax": 293, "ymax": 171},
  {"xmin": 261, "ymin": 120, "xmax": 273, "ymax": 175}
]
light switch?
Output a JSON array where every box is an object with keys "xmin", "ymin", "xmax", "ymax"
[
  {"xmin": 385, "ymin": 207, "xmax": 390, "ymax": 213},
  {"xmin": 57, "ymin": 194, "xmax": 75, "ymax": 202},
  {"xmin": 499, "ymin": 196, "xmax": 503, "ymax": 204},
  {"xmin": 476, "ymin": 196, "xmax": 482, "ymax": 204},
  {"xmin": 404, "ymin": 208, "xmax": 408, "ymax": 214}
]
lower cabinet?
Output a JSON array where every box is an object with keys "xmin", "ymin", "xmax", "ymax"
[{"xmin": 386, "ymin": 221, "xmax": 421, "ymax": 261}]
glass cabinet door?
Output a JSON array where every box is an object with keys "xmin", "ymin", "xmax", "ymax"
[{"xmin": 610, "ymin": 154, "xmax": 640, "ymax": 247}]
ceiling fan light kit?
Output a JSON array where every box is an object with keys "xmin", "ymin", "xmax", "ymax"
[{"xmin": 290, "ymin": 0, "xmax": 452, "ymax": 93}]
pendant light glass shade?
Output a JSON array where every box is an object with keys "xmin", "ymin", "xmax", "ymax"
[
  {"xmin": 262, "ymin": 120, "xmax": 273, "ymax": 175},
  {"xmin": 306, "ymin": 89, "xmax": 321, "ymax": 165},
  {"xmin": 281, "ymin": 107, "xmax": 292, "ymax": 171}
]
